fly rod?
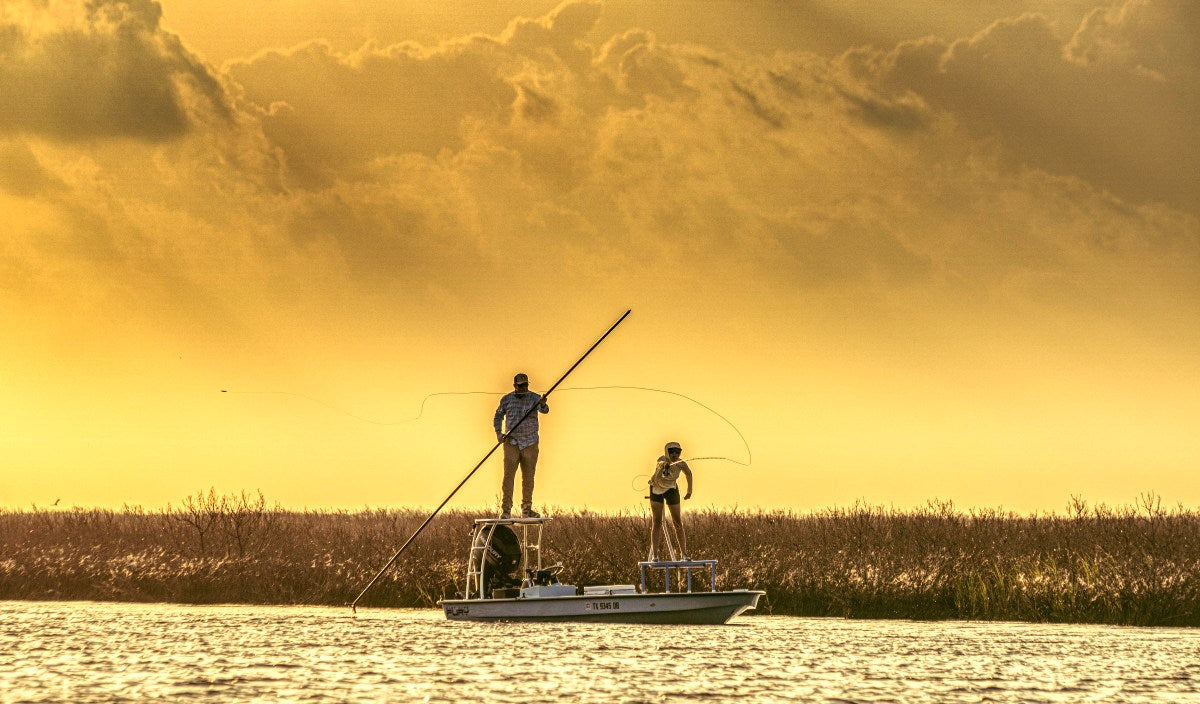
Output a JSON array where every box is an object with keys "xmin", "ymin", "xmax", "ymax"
[{"xmin": 350, "ymin": 308, "xmax": 632, "ymax": 613}]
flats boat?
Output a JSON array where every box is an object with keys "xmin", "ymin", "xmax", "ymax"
[{"xmin": 438, "ymin": 517, "xmax": 764, "ymax": 624}]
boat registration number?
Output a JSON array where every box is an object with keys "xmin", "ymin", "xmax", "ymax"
[{"xmin": 585, "ymin": 601, "xmax": 620, "ymax": 611}]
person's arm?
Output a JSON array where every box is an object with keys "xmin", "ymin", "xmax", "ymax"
[
  {"xmin": 681, "ymin": 464, "xmax": 693, "ymax": 500},
  {"xmin": 494, "ymin": 397, "xmax": 505, "ymax": 441},
  {"xmin": 538, "ymin": 393, "xmax": 549, "ymax": 414}
]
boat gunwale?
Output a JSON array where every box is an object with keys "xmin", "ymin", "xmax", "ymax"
[{"xmin": 438, "ymin": 589, "xmax": 765, "ymax": 607}]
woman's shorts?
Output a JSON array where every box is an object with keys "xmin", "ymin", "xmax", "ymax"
[{"xmin": 649, "ymin": 487, "xmax": 680, "ymax": 505}]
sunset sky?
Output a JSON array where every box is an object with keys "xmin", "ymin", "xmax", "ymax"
[{"xmin": 2, "ymin": 0, "xmax": 1197, "ymax": 513}]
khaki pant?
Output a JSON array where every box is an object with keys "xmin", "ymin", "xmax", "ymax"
[{"xmin": 501, "ymin": 441, "xmax": 538, "ymax": 514}]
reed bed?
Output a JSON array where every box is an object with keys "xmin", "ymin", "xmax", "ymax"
[{"xmin": 2, "ymin": 491, "xmax": 1197, "ymax": 626}]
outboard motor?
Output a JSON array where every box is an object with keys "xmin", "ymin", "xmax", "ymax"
[{"xmin": 481, "ymin": 524, "xmax": 522, "ymax": 597}]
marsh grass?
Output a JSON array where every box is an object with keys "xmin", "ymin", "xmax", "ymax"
[{"xmin": 2, "ymin": 492, "xmax": 1197, "ymax": 626}]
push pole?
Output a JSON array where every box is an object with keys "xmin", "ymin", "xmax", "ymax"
[{"xmin": 350, "ymin": 309, "xmax": 632, "ymax": 612}]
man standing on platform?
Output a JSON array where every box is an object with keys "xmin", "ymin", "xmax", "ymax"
[{"xmin": 494, "ymin": 372, "xmax": 550, "ymax": 518}]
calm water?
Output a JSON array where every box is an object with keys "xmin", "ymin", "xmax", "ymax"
[{"xmin": 2, "ymin": 601, "xmax": 1197, "ymax": 703}]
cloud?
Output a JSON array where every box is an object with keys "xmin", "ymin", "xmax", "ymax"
[
  {"xmin": 0, "ymin": 140, "xmax": 64, "ymax": 197},
  {"xmin": 228, "ymin": 39, "xmax": 515, "ymax": 188},
  {"xmin": 1065, "ymin": 0, "xmax": 1199, "ymax": 83},
  {"xmin": 282, "ymin": 154, "xmax": 498, "ymax": 287},
  {"xmin": 0, "ymin": 0, "xmax": 231, "ymax": 141},
  {"xmin": 843, "ymin": 0, "xmax": 1200, "ymax": 214},
  {"xmin": 3, "ymin": 0, "xmax": 1196, "ymax": 333},
  {"xmin": 501, "ymin": 0, "xmax": 601, "ymax": 60}
]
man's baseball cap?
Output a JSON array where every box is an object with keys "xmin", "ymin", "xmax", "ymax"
[
  {"xmin": 665, "ymin": 442, "xmax": 682, "ymax": 452},
  {"xmin": 514, "ymin": 373, "xmax": 529, "ymax": 385}
]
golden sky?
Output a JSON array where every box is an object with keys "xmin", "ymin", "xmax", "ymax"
[{"xmin": 2, "ymin": 0, "xmax": 1197, "ymax": 513}]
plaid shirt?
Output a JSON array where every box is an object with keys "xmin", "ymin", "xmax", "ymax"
[{"xmin": 493, "ymin": 392, "xmax": 549, "ymax": 449}]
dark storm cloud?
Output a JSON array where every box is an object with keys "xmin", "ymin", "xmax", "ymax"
[{"xmin": 0, "ymin": 0, "xmax": 231, "ymax": 141}]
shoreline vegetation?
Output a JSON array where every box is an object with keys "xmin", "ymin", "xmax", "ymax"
[{"xmin": 2, "ymin": 491, "xmax": 1197, "ymax": 627}]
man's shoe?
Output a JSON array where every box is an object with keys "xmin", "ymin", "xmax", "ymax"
[
  {"xmin": 499, "ymin": 512, "xmax": 512, "ymax": 519},
  {"xmin": 522, "ymin": 509, "xmax": 540, "ymax": 518}
]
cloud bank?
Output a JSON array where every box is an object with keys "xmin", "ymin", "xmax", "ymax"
[{"xmin": 4, "ymin": 0, "xmax": 1195, "ymax": 306}]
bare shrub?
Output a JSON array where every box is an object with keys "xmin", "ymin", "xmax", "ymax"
[
  {"xmin": 1, "ymin": 493, "xmax": 1198, "ymax": 625},
  {"xmin": 168, "ymin": 489, "xmax": 225, "ymax": 556}
]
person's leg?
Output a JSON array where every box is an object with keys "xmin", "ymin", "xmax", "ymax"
[
  {"xmin": 519, "ymin": 443, "xmax": 538, "ymax": 514},
  {"xmin": 649, "ymin": 499, "xmax": 664, "ymax": 561},
  {"xmin": 501, "ymin": 442, "xmax": 519, "ymax": 516},
  {"xmin": 668, "ymin": 499, "xmax": 686, "ymax": 558}
]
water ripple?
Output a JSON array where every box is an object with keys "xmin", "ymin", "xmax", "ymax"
[{"xmin": 0, "ymin": 602, "xmax": 1197, "ymax": 702}]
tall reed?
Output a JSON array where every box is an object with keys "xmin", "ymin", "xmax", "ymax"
[{"xmin": 2, "ymin": 492, "xmax": 1196, "ymax": 626}]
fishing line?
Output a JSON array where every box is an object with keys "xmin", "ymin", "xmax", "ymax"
[
  {"xmin": 559, "ymin": 386, "xmax": 752, "ymax": 467},
  {"xmin": 410, "ymin": 386, "xmax": 753, "ymax": 465},
  {"xmin": 220, "ymin": 384, "xmax": 751, "ymax": 466},
  {"xmin": 417, "ymin": 385, "xmax": 754, "ymax": 467}
]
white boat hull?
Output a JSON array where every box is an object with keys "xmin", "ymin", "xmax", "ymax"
[{"xmin": 439, "ymin": 590, "xmax": 764, "ymax": 624}]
